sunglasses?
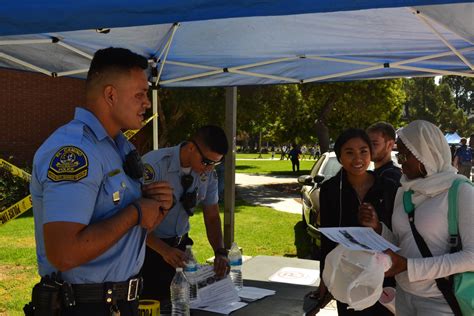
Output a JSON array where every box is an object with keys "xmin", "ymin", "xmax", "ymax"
[
  {"xmin": 395, "ymin": 152, "xmax": 408, "ymax": 165},
  {"xmin": 191, "ymin": 140, "xmax": 222, "ymax": 166}
]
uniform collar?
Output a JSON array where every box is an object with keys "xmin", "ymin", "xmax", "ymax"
[
  {"xmin": 167, "ymin": 143, "xmax": 184, "ymax": 173},
  {"xmin": 74, "ymin": 107, "xmax": 109, "ymax": 141}
]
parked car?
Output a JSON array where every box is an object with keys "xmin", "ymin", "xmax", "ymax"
[{"xmin": 297, "ymin": 151, "xmax": 399, "ymax": 259}]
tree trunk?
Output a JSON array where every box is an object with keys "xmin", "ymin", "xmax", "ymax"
[{"xmin": 314, "ymin": 93, "xmax": 337, "ymax": 153}]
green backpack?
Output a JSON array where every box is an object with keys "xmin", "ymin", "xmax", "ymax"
[{"xmin": 448, "ymin": 178, "xmax": 474, "ymax": 316}]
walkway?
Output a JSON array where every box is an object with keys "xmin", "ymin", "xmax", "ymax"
[
  {"xmin": 235, "ymin": 173, "xmax": 301, "ymax": 214},
  {"xmin": 234, "ymin": 173, "xmax": 338, "ymax": 315}
]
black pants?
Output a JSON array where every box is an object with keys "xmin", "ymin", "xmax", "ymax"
[
  {"xmin": 61, "ymin": 300, "xmax": 138, "ymax": 316},
  {"xmin": 291, "ymin": 159, "xmax": 300, "ymax": 172},
  {"xmin": 140, "ymin": 236, "xmax": 193, "ymax": 302}
]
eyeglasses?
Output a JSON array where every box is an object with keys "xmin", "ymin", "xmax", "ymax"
[
  {"xmin": 191, "ymin": 140, "xmax": 222, "ymax": 166},
  {"xmin": 395, "ymin": 152, "xmax": 408, "ymax": 165}
]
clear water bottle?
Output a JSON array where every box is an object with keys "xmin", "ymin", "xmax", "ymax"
[
  {"xmin": 228, "ymin": 242, "xmax": 243, "ymax": 291},
  {"xmin": 170, "ymin": 267, "xmax": 190, "ymax": 316},
  {"xmin": 184, "ymin": 245, "xmax": 198, "ymax": 301}
]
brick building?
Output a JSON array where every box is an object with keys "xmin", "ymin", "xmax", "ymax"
[{"xmin": 0, "ymin": 68, "xmax": 151, "ymax": 168}]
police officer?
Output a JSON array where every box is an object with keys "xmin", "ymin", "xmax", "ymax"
[
  {"xmin": 140, "ymin": 125, "xmax": 229, "ymax": 303},
  {"xmin": 29, "ymin": 47, "xmax": 173, "ymax": 315}
]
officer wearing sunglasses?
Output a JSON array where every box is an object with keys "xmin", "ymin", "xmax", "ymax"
[{"xmin": 139, "ymin": 125, "xmax": 229, "ymax": 303}]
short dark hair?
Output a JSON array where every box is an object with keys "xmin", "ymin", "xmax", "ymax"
[
  {"xmin": 366, "ymin": 122, "xmax": 396, "ymax": 141},
  {"xmin": 192, "ymin": 125, "xmax": 228, "ymax": 155},
  {"xmin": 86, "ymin": 47, "xmax": 148, "ymax": 89},
  {"xmin": 334, "ymin": 128, "xmax": 372, "ymax": 162}
]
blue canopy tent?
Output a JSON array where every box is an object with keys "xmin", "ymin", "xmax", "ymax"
[
  {"xmin": 445, "ymin": 132, "xmax": 463, "ymax": 144},
  {"xmin": 1, "ymin": 0, "xmax": 473, "ymax": 244}
]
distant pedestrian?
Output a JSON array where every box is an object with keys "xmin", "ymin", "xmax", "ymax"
[
  {"xmin": 289, "ymin": 144, "xmax": 302, "ymax": 172},
  {"xmin": 271, "ymin": 146, "xmax": 275, "ymax": 159},
  {"xmin": 453, "ymin": 138, "xmax": 473, "ymax": 178},
  {"xmin": 301, "ymin": 145, "xmax": 307, "ymax": 160}
]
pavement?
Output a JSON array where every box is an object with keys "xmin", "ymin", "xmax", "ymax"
[
  {"xmin": 234, "ymin": 173, "xmax": 339, "ymax": 316},
  {"xmin": 235, "ymin": 173, "xmax": 302, "ymax": 214}
]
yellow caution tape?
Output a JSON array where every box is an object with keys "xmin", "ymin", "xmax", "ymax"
[
  {"xmin": 123, "ymin": 113, "xmax": 158, "ymax": 140},
  {"xmin": 0, "ymin": 159, "xmax": 31, "ymax": 182},
  {"xmin": 138, "ymin": 299, "xmax": 160, "ymax": 316},
  {"xmin": 0, "ymin": 113, "xmax": 158, "ymax": 227},
  {"xmin": 0, "ymin": 195, "xmax": 32, "ymax": 225}
]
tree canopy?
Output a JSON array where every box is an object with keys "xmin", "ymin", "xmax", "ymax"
[{"xmin": 151, "ymin": 76, "xmax": 472, "ymax": 152}]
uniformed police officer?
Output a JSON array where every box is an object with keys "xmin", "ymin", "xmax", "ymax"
[
  {"xmin": 30, "ymin": 47, "xmax": 173, "ymax": 315},
  {"xmin": 140, "ymin": 125, "xmax": 229, "ymax": 303}
]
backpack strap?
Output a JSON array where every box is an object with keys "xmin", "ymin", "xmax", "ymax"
[
  {"xmin": 403, "ymin": 186, "xmax": 464, "ymax": 316},
  {"xmin": 448, "ymin": 178, "xmax": 474, "ymax": 252}
]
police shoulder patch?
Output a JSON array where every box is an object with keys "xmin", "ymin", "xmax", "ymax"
[
  {"xmin": 143, "ymin": 163, "xmax": 155, "ymax": 183},
  {"xmin": 47, "ymin": 146, "xmax": 89, "ymax": 182}
]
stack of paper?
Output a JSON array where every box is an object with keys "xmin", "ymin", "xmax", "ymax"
[{"xmin": 189, "ymin": 266, "xmax": 276, "ymax": 315}]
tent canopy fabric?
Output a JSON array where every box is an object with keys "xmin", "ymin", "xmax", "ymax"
[
  {"xmin": 0, "ymin": 1, "xmax": 473, "ymax": 87},
  {"xmin": 445, "ymin": 132, "xmax": 463, "ymax": 144}
]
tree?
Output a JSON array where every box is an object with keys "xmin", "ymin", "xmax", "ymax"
[
  {"xmin": 403, "ymin": 78, "xmax": 471, "ymax": 135},
  {"xmin": 441, "ymin": 76, "xmax": 474, "ymax": 114},
  {"xmin": 155, "ymin": 87, "xmax": 225, "ymax": 147},
  {"xmin": 301, "ymin": 79, "xmax": 406, "ymax": 153}
]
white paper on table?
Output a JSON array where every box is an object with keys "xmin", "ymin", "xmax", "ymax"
[
  {"xmin": 238, "ymin": 286, "xmax": 276, "ymax": 302},
  {"xmin": 319, "ymin": 227, "xmax": 400, "ymax": 252},
  {"xmin": 268, "ymin": 267, "xmax": 319, "ymax": 285},
  {"xmin": 190, "ymin": 276, "xmax": 241, "ymax": 310},
  {"xmin": 193, "ymin": 301, "xmax": 248, "ymax": 315}
]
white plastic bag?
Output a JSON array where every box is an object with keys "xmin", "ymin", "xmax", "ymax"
[{"xmin": 322, "ymin": 245, "xmax": 391, "ymax": 311}]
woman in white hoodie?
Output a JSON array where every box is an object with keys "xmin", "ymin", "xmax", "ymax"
[{"xmin": 359, "ymin": 120, "xmax": 474, "ymax": 315}]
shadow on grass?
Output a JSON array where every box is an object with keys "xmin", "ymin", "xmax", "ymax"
[
  {"xmin": 265, "ymin": 170, "xmax": 311, "ymax": 177},
  {"xmin": 235, "ymin": 165, "xmax": 257, "ymax": 171},
  {"xmin": 286, "ymin": 221, "xmax": 320, "ymax": 260}
]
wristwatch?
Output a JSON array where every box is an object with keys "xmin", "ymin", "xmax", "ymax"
[{"xmin": 214, "ymin": 247, "xmax": 228, "ymax": 257}]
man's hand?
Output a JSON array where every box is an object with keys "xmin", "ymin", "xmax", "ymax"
[
  {"xmin": 213, "ymin": 254, "xmax": 230, "ymax": 278},
  {"xmin": 384, "ymin": 249, "xmax": 407, "ymax": 277},
  {"xmin": 161, "ymin": 245, "xmax": 186, "ymax": 268},
  {"xmin": 138, "ymin": 197, "xmax": 169, "ymax": 231},
  {"xmin": 142, "ymin": 181, "xmax": 174, "ymax": 211},
  {"xmin": 358, "ymin": 202, "xmax": 382, "ymax": 234}
]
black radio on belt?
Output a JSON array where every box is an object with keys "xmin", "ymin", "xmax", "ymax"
[{"xmin": 123, "ymin": 150, "xmax": 144, "ymax": 180}]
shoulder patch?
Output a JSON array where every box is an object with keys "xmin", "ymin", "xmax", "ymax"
[
  {"xmin": 47, "ymin": 146, "xmax": 89, "ymax": 182},
  {"xmin": 143, "ymin": 163, "xmax": 155, "ymax": 184}
]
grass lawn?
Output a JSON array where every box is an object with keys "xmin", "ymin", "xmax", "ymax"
[
  {"xmin": 0, "ymin": 211, "xmax": 38, "ymax": 316},
  {"xmin": 0, "ymin": 202, "xmax": 311, "ymax": 314},
  {"xmin": 236, "ymin": 157, "xmax": 315, "ymax": 176}
]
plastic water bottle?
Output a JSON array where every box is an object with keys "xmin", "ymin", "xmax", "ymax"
[
  {"xmin": 170, "ymin": 267, "xmax": 190, "ymax": 316},
  {"xmin": 228, "ymin": 242, "xmax": 243, "ymax": 290},
  {"xmin": 184, "ymin": 245, "xmax": 198, "ymax": 301}
]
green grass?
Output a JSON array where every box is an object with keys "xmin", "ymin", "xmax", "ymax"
[
  {"xmin": 0, "ymin": 210, "xmax": 39, "ymax": 315},
  {"xmin": 236, "ymin": 158, "xmax": 315, "ymax": 176},
  {"xmin": 0, "ymin": 202, "xmax": 311, "ymax": 314}
]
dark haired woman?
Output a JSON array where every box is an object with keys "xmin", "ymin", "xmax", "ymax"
[
  {"xmin": 360, "ymin": 120, "xmax": 474, "ymax": 315},
  {"xmin": 317, "ymin": 128, "xmax": 398, "ymax": 315}
]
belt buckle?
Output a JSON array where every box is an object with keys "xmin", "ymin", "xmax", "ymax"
[{"xmin": 127, "ymin": 278, "xmax": 139, "ymax": 301}]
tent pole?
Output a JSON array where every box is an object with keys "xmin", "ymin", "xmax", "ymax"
[
  {"xmin": 414, "ymin": 11, "xmax": 474, "ymax": 71},
  {"xmin": 152, "ymin": 86, "xmax": 159, "ymax": 150},
  {"xmin": 224, "ymin": 86, "xmax": 237, "ymax": 249}
]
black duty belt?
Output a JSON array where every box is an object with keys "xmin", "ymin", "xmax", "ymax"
[
  {"xmin": 161, "ymin": 234, "xmax": 188, "ymax": 247},
  {"xmin": 72, "ymin": 277, "xmax": 142, "ymax": 304}
]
